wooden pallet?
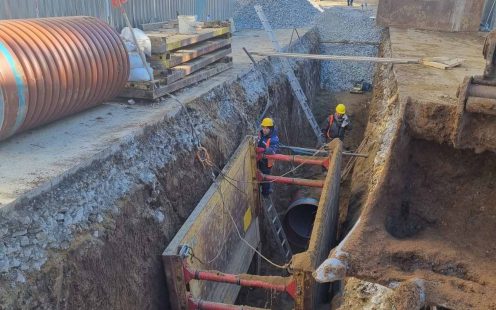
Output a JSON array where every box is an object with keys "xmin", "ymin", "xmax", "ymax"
[
  {"xmin": 149, "ymin": 38, "xmax": 231, "ymax": 69},
  {"xmin": 120, "ymin": 60, "xmax": 233, "ymax": 99},
  {"xmin": 125, "ymin": 79, "xmax": 162, "ymax": 91},
  {"xmin": 147, "ymin": 26, "xmax": 231, "ymax": 54},
  {"xmin": 165, "ymin": 48, "xmax": 232, "ymax": 84}
]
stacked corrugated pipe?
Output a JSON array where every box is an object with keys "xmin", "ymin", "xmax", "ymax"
[{"xmin": 0, "ymin": 16, "xmax": 130, "ymax": 141}]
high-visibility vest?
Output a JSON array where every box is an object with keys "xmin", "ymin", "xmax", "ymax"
[
  {"xmin": 326, "ymin": 115, "xmax": 335, "ymax": 140},
  {"xmin": 258, "ymin": 133, "xmax": 275, "ymax": 168}
]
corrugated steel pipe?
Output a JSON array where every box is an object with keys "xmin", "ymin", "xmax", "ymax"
[
  {"xmin": 283, "ymin": 197, "xmax": 319, "ymax": 251},
  {"xmin": 0, "ymin": 16, "xmax": 130, "ymax": 140}
]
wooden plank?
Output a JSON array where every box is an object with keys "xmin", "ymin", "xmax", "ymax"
[
  {"xmin": 124, "ymin": 79, "xmax": 161, "ymax": 91},
  {"xmin": 119, "ymin": 87, "xmax": 155, "ymax": 100},
  {"xmin": 119, "ymin": 61, "xmax": 232, "ymax": 99},
  {"xmin": 169, "ymin": 48, "xmax": 231, "ymax": 79},
  {"xmin": 422, "ymin": 57, "xmax": 464, "ymax": 70},
  {"xmin": 149, "ymin": 39, "xmax": 231, "ymax": 69},
  {"xmin": 156, "ymin": 61, "xmax": 232, "ymax": 97},
  {"xmin": 148, "ymin": 27, "xmax": 231, "ymax": 54}
]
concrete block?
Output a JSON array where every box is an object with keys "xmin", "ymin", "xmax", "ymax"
[{"xmin": 377, "ymin": 0, "xmax": 485, "ymax": 32}]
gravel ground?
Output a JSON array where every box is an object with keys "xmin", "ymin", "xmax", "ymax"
[
  {"xmin": 317, "ymin": 6, "xmax": 383, "ymax": 91},
  {"xmin": 233, "ymin": 0, "xmax": 322, "ymax": 29},
  {"xmin": 320, "ymin": 44, "xmax": 378, "ymax": 91}
]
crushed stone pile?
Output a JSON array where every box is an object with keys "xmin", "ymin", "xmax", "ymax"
[
  {"xmin": 233, "ymin": 0, "xmax": 322, "ymax": 29},
  {"xmin": 317, "ymin": 7, "xmax": 383, "ymax": 91}
]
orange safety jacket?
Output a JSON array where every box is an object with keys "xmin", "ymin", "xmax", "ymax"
[
  {"xmin": 326, "ymin": 115, "xmax": 335, "ymax": 140},
  {"xmin": 258, "ymin": 132, "xmax": 275, "ymax": 168}
]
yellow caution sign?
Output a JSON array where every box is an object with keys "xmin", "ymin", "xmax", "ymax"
[{"xmin": 243, "ymin": 208, "xmax": 252, "ymax": 232}]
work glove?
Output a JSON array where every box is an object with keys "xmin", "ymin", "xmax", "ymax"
[{"xmin": 256, "ymin": 147, "xmax": 265, "ymax": 154}]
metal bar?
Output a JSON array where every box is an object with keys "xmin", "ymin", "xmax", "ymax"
[
  {"xmin": 279, "ymin": 145, "xmax": 329, "ymax": 156},
  {"xmin": 187, "ymin": 295, "xmax": 267, "ymax": 310},
  {"xmin": 250, "ymin": 51, "xmax": 421, "ymax": 64},
  {"xmin": 265, "ymin": 154, "xmax": 329, "ymax": 169},
  {"xmin": 242, "ymin": 47, "xmax": 258, "ymax": 65},
  {"xmin": 320, "ymin": 40, "xmax": 380, "ymax": 45},
  {"xmin": 260, "ymin": 174, "xmax": 324, "ymax": 188},
  {"xmin": 183, "ymin": 266, "xmax": 296, "ymax": 297},
  {"xmin": 279, "ymin": 145, "xmax": 368, "ymax": 158}
]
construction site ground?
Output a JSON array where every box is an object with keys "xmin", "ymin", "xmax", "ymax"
[
  {"xmin": 2, "ymin": 2, "xmax": 496, "ymax": 309},
  {"xmin": 0, "ymin": 27, "xmax": 308, "ymax": 207},
  {"xmin": 390, "ymin": 28, "xmax": 485, "ymax": 105}
]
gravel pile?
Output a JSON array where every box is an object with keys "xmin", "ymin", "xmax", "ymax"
[
  {"xmin": 316, "ymin": 7, "xmax": 384, "ymax": 91},
  {"xmin": 316, "ymin": 6, "xmax": 382, "ymax": 42},
  {"xmin": 320, "ymin": 44, "xmax": 378, "ymax": 91},
  {"xmin": 233, "ymin": 0, "xmax": 321, "ymax": 29}
]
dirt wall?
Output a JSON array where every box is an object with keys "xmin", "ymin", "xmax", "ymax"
[{"xmin": 0, "ymin": 29, "xmax": 321, "ymax": 309}]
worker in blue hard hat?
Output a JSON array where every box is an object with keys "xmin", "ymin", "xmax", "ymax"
[
  {"xmin": 256, "ymin": 117, "xmax": 280, "ymax": 197},
  {"xmin": 322, "ymin": 103, "xmax": 352, "ymax": 141}
]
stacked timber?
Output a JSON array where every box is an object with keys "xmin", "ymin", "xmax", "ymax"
[{"xmin": 121, "ymin": 21, "xmax": 233, "ymax": 100}]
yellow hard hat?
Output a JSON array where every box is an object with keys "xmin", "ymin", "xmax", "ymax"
[
  {"xmin": 261, "ymin": 117, "xmax": 274, "ymax": 127},
  {"xmin": 336, "ymin": 104, "xmax": 346, "ymax": 114}
]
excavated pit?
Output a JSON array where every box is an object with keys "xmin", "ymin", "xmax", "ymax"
[
  {"xmin": 329, "ymin": 25, "xmax": 496, "ymax": 309},
  {"xmin": 383, "ymin": 138, "xmax": 496, "ymax": 281}
]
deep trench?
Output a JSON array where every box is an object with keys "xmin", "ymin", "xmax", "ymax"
[{"xmin": 235, "ymin": 57, "xmax": 372, "ymax": 309}]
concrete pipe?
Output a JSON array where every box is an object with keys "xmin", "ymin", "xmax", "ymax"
[
  {"xmin": 283, "ymin": 197, "xmax": 319, "ymax": 251},
  {"xmin": 0, "ymin": 16, "xmax": 130, "ymax": 141}
]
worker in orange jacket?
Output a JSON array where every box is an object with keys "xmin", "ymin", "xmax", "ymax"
[
  {"xmin": 256, "ymin": 118, "xmax": 280, "ymax": 197},
  {"xmin": 322, "ymin": 104, "xmax": 352, "ymax": 141}
]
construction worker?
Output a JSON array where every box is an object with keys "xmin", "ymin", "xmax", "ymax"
[
  {"xmin": 256, "ymin": 117, "xmax": 280, "ymax": 197},
  {"xmin": 322, "ymin": 103, "xmax": 352, "ymax": 141}
]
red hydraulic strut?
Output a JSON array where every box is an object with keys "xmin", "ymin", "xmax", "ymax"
[
  {"xmin": 187, "ymin": 294, "xmax": 267, "ymax": 310},
  {"xmin": 183, "ymin": 266, "xmax": 297, "ymax": 300},
  {"xmin": 257, "ymin": 171, "xmax": 324, "ymax": 188},
  {"xmin": 264, "ymin": 154, "xmax": 329, "ymax": 170}
]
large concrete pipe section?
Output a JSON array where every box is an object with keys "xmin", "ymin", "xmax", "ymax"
[
  {"xmin": 283, "ymin": 197, "xmax": 319, "ymax": 251},
  {"xmin": 0, "ymin": 16, "xmax": 130, "ymax": 140}
]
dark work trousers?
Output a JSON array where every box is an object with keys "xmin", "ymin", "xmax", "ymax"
[
  {"xmin": 347, "ymin": 0, "xmax": 353, "ymax": 5},
  {"xmin": 258, "ymin": 160, "xmax": 272, "ymax": 196}
]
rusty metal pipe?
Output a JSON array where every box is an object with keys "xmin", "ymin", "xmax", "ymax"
[
  {"xmin": 183, "ymin": 266, "xmax": 298, "ymax": 300},
  {"xmin": 265, "ymin": 154, "xmax": 329, "ymax": 169},
  {"xmin": 187, "ymin": 295, "xmax": 267, "ymax": 310},
  {"xmin": 0, "ymin": 17, "xmax": 130, "ymax": 140},
  {"xmin": 261, "ymin": 174, "xmax": 324, "ymax": 188}
]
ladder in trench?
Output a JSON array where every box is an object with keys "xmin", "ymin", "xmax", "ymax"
[
  {"xmin": 254, "ymin": 5, "xmax": 325, "ymax": 146},
  {"xmin": 262, "ymin": 197, "xmax": 293, "ymax": 262}
]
